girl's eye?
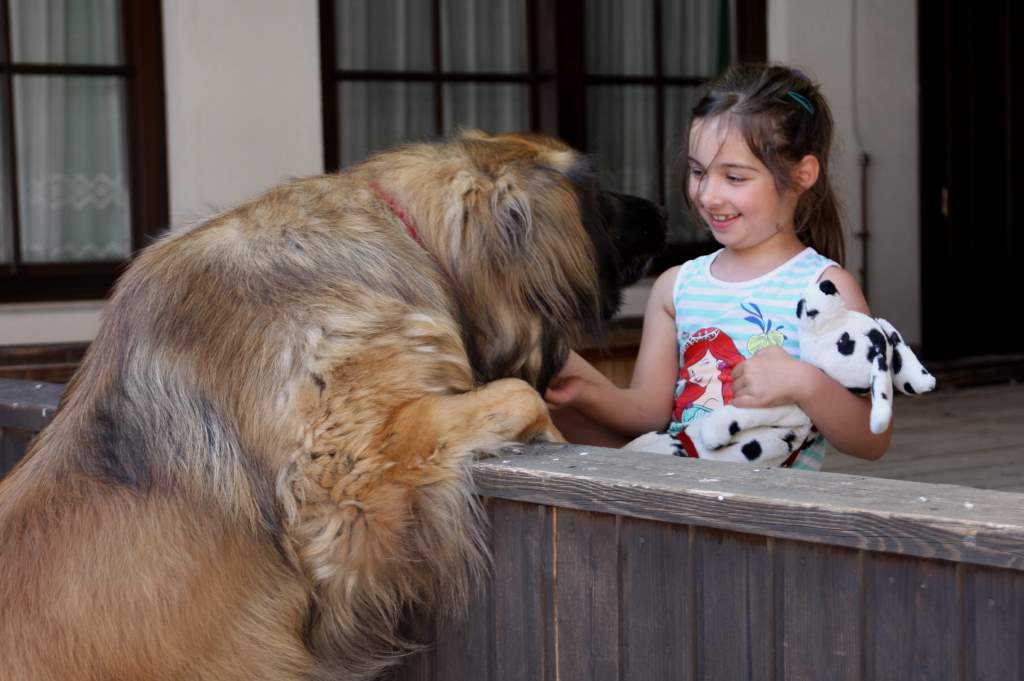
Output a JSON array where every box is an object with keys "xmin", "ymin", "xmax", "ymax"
[
  {"xmin": 727, "ymin": 175, "xmax": 747, "ymax": 183},
  {"xmin": 689, "ymin": 168, "xmax": 704, "ymax": 178}
]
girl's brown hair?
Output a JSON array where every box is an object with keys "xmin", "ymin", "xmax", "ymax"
[{"xmin": 686, "ymin": 63, "xmax": 845, "ymax": 265}]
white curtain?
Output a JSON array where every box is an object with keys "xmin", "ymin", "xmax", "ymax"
[
  {"xmin": 337, "ymin": 0, "xmax": 435, "ymax": 167},
  {"xmin": 663, "ymin": 0, "xmax": 729, "ymax": 78},
  {"xmin": 9, "ymin": 0, "xmax": 131, "ymax": 264},
  {"xmin": 586, "ymin": 0, "xmax": 657, "ymax": 76},
  {"xmin": 336, "ymin": 0, "xmax": 528, "ymax": 167},
  {"xmin": 441, "ymin": 0, "xmax": 528, "ymax": 135},
  {"xmin": 586, "ymin": 0, "xmax": 728, "ymax": 242},
  {"xmin": 0, "ymin": 103, "xmax": 11, "ymax": 263},
  {"xmin": 586, "ymin": 0, "xmax": 659, "ymax": 207}
]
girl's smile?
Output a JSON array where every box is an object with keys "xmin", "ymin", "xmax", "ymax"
[{"xmin": 708, "ymin": 212, "xmax": 740, "ymax": 230}]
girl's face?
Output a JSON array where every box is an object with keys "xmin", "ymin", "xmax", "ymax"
[
  {"xmin": 687, "ymin": 116, "xmax": 800, "ymax": 252},
  {"xmin": 687, "ymin": 349, "xmax": 719, "ymax": 387}
]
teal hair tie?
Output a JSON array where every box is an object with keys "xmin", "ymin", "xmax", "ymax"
[{"xmin": 787, "ymin": 91, "xmax": 815, "ymax": 114}]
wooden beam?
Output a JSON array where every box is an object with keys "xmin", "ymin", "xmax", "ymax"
[{"xmin": 475, "ymin": 444, "xmax": 1024, "ymax": 572}]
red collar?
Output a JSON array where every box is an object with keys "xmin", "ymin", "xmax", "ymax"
[{"xmin": 370, "ymin": 182, "xmax": 424, "ymax": 249}]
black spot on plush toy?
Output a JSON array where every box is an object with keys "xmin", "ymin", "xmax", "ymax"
[{"xmin": 685, "ymin": 279, "xmax": 936, "ymax": 465}]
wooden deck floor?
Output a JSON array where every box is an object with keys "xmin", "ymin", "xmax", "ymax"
[{"xmin": 823, "ymin": 382, "xmax": 1024, "ymax": 493}]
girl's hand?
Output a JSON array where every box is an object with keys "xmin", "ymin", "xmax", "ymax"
[
  {"xmin": 544, "ymin": 350, "xmax": 603, "ymax": 409},
  {"xmin": 729, "ymin": 346, "xmax": 814, "ymax": 408},
  {"xmin": 544, "ymin": 374, "xmax": 588, "ymax": 408}
]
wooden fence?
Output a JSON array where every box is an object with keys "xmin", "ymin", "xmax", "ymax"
[{"xmin": 2, "ymin": 378, "xmax": 1022, "ymax": 680}]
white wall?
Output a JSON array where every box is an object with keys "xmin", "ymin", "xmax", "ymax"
[
  {"xmin": 0, "ymin": 0, "xmax": 324, "ymax": 345},
  {"xmin": 162, "ymin": 0, "xmax": 324, "ymax": 226},
  {"xmin": 768, "ymin": 0, "xmax": 920, "ymax": 344}
]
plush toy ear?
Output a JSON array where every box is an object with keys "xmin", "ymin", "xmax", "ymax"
[
  {"xmin": 818, "ymin": 279, "xmax": 838, "ymax": 295},
  {"xmin": 867, "ymin": 327, "xmax": 894, "ymax": 434},
  {"xmin": 876, "ymin": 317, "xmax": 937, "ymax": 395}
]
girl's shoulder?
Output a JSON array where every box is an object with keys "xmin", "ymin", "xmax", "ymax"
[
  {"xmin": 673, "ymin": 250, "xmax": 721, "ymax": 286},
  {"xmin": 815, "ymin": 264, "xmax": 870, "ymax": 315},
  {"xmin": 650, "ymin": 265, "xmax": 682, "ymax": 308}
]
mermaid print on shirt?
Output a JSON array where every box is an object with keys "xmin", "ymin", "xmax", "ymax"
[{"xmin": 670, "ymin": 327, "xmax": 744, "ymax": 435}]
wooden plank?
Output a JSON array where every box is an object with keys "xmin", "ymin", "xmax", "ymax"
[
  {"xmin": 694, "ymin": 528, "xmax": 772, "ymax": 681},
  {"xmin": 387, "ymin": 501, "xmax": 496, "ymax": 681},
  {"xmin": 0, "ymin": 378, "xmax": 63, "ymax": 431},
  {"xmin": 428, "ymin": 499, "xmax": 495, "ymax": 681},
  {"xmin": 619, "ymin": 517, "xmax": 694, "ymax": 681},
  {"xmin": 825, "ymin": 442, "xmax": 1024, "ymax": 494},
  {"xmin": 865, "ymin": 553, "xmax": 961, "ymax": 681},
  {"xmin": 429, "ymin": 583, "xmax": 491, "ymax": 680},
  {"xmin": 825, "ymin": 436, "xmax": 1024, "ymax": 472},
  {"xmin": 963, "ymin": 565, "xmax": 1024, "ymax": 681},
  {"xmin": 383, "ymin": 615, "xmax": 437, "ymax": 681},
  {"xmin": 490, "ymin": 499, "xmax": 555, "ymax": 681},
  {"xmin": 828, "ymin": 445, "xmax": 1024, "ymax": 481},
  {"xmin": 871, "ymin": 421, "xmax": 1024, "ymax": 451},
  {"xmin": 897, "ymin": 383, "xmax": 1024, "ymax": 408},
  {"xmin": 780, "ymin": 541, "xmax": 862, "ymax": 681},
  {"xmin": 554, "ymin": 508, "xmax": 620, "ymax": 681},
  {"xmin": 1, "ymin": 427, "xmax": 35, "ymax": 478},
  {"xmin": 475, "ymin": 446, "xmax": 1024, "ymax": 572}
]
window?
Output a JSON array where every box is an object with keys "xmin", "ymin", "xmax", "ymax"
[
  {"xmin": 0, "ymin": 0, "xmax": 168, "ymax": 303},
  {"xmin": 322, "ymin": 0, "xmax": 537, "ymax": 170},
  {"xmin": 321, "ymin": 0, "xmax": 765, "ymax": 270},
  {"xmin": 585, "ymin": 0, "xmax": 730, "ymax": 246}
]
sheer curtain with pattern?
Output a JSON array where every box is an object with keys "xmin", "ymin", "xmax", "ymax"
[{"xmin": 1, "ymin": 0, "xmax": 131, "ymax": 265}]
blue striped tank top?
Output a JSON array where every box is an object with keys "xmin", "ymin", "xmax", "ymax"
[{"xmin": 669, "ymin": 247, "xmax": 838, "ymax": 470}]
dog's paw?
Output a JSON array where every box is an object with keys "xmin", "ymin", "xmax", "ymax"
[
  {"xmin": 692, "ymin": 405, "xmax": 746, "ymax": 451},
  {"xmin": 473, "ymin": 378, "xmax": 564, "ymax": 444}
]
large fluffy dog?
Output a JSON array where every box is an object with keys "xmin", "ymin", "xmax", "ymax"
[{"xmin": 0, "ymin": 131, "xmax": 665, "ymax": 680}]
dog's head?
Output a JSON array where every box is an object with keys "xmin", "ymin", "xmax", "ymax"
[
  {"xmin": 796, "ymin": 278, "xmax": 846, "ymax": 333},
  {"xmin": 408, "ymin": 130, "xmax": 667, "ymax": 389},
  {"xmin": 574, "ymin": 171, "xmax": 668, "ymax": 321}
]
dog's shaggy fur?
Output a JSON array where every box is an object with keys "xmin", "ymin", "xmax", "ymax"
[{"xmin": 0, "ymin": 131, "xmax": 665, "ymax": 681}]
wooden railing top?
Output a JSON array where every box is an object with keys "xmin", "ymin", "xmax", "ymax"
[
  {"xmin": 476, "ymin": 444, "xmax": 1024, "ymax": 572},
  {"xmin": 3, "ymin": 377, "xmax": 1023, "ymax": 572}
]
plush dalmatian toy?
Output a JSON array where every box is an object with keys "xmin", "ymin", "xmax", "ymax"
[{"xmin": 684, "ymin": 279, "xmax": 936, "ymax": 465}]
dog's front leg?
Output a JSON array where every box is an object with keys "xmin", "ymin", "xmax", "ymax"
[{"xmin": 285, "ymin": 376, "xmax": 560, "ymax": 667}]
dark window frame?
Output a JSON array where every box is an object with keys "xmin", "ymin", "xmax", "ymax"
[
  {"xmin": 320, "ymin": 0, "xmax": 546, "ymax": 172},
  {"xmin": 0, "ymin": 0, "xmax": 169, "ymax": 303},
  {"xmin": 320, "ymin": 0, "xmax": 765, "ymax": 270}
]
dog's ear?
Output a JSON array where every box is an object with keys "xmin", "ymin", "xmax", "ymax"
[
  {"xmin": 445, "ymin": 169, "xmax": 534, "ymax": 258},
  {"xmin": 490, "ymin": 174, "xmax": 533, "ymax": 254},
  {"xmin": 457, "ymin": 128, "xmax": 490, "ymax": 142}
]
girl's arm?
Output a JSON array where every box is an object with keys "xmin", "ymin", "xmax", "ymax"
[
  {"xmin": 728, "ymin": 267, "xmax": 892, "ymax": 460},
  {"xmin": 546, "ymin": 266, "xmax": 681, "ymax": 438}
]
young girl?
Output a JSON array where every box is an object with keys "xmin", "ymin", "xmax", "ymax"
[{"xmin": 546, "ymin": 64, "xmax": 891, "ymax": 469}]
